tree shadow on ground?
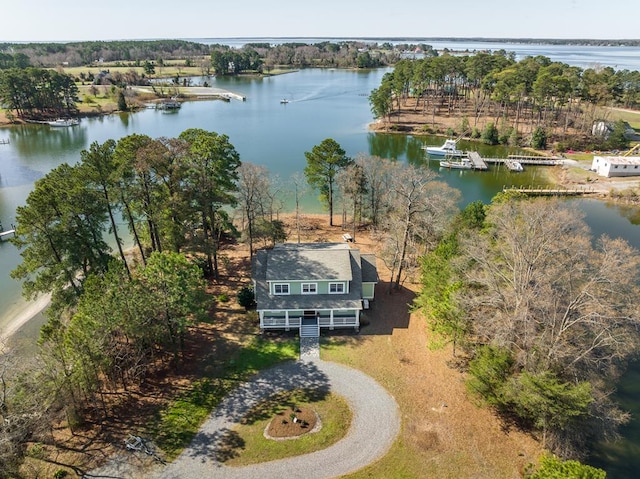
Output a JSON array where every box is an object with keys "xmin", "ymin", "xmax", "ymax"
[
  {"xmin": 239, "ymin": 387, "xmax": 329, "ymax": 426},
  {"xmin": 208, "ymin": 428, "xmax": 245, "ymax": 463},
  {"xmin": 320, "ymin": 282, "xmax": 415, "ymax": 353}
]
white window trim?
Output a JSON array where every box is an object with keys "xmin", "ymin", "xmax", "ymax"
[
  {"xmin": 328, "ymin": 282, "xmax": 345, "ymax": 294},
  {"xmin": 273, "ymin": 283, "xmax": 290, "ymax": 295},
  {"xmin": 301, "ymin": 283, "xmax": 318, "ymax": 295}
]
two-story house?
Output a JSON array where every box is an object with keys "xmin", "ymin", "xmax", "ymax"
[{"xmin": 253, "ymin": 243, "xmax": 378, "ymax": 336}]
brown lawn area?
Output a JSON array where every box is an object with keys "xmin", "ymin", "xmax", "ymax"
[
  {"xmin": 20, "ymin": 213, "xmax": 542, "ymax": 478},
  {"xmin": 305, "ymin": 215, "xmax": 543, "ymax": 478}
]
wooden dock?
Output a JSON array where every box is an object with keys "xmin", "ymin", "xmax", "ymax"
[
  {"xmin": 507, "ymin": 154, "xmax": 564, "ymax": 165},
  {"xmin": 503, "ymin": 186, "xmax": 598, "ymax": 196},
  {"xmin": 464, "ymin": 152, "xmax": 563, "ymax": 170},
  {"xmin": 467, "ymin": 151, "xmax": 488, "ymax": 170},
  {"xmin": 482, "ymin": 155, "xmax": 563, "ymax": 166}
]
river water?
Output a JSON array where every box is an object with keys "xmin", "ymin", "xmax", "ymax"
[{"xmin": 1, "ymin": 43, "xmax": 640, "ymax": 477}]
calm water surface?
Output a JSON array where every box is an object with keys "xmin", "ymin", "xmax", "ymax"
[{"xmin": 1, "ymin": 58, "xmax": 640, "ymax": 477}]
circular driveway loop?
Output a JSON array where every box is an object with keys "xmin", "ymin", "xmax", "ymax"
[{"xmin": 156, "ymin": 359, "xmax": 400, "ymax": 479}]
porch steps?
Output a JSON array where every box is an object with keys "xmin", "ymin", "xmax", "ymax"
[
  {"xmin": 300, "ymin": 323, "xmax": 320, "ymax": 337},
  {"xmin": 300, "ymin": 316, "xmax": 319, "ymax": 338}
]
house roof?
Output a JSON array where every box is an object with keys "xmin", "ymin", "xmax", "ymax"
[
  {"xmin": 361, "ymin": 254, "xmax": 378, "ymax": 283},
  {"xmin": 253, "ymin": 243, "xmax": 377, "ymax": 311},
  {"xmin": 594, "ymin": 155, "xmax": 640, "ymax": 166},
  {"xmin": 265, "ymin": 243, "xmax": 353, "ymax": 281}
]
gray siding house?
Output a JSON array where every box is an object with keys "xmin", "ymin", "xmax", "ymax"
[{"xmin": 253, "ymin": 243, "xmax": 378, "ymax": 335}]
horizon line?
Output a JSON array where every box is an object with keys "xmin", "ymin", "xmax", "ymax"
[{"xmin": 2, "ymin": 36, "xmax": 640, "ymax": 44}]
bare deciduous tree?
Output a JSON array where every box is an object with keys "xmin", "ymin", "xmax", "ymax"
[
  {"xmin": 237, "ymin": 163, "xmax": 275, "ymax": 257},
  {"xmin": 459, "ymin": 199, "xmax": 640, "ymax": 378},
  {"xmin": 356, "ymin": 154, "xmax": 395, "ymax": 229},
  {"xmin": 336, "ymin": 162, "xmax": 367, "ymax": 241},
  {"xmin": 380, "ymin": 163, "xmax": 460, "ymax": 291}
]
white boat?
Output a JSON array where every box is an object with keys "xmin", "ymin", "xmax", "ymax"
[
  {"xmin": 48, "ymin": 118, "xmax": 79, "ymax": 127},
  {"xmin": 440, "ymin": 158, "xmax": 472, "ymax": 169},
  {"xmin": 424, "ymin": 139, "xmax": 464, "ymax": 157},
  {"xmin": 505, "ymin": 159, "xmax": 524, "ymax": 172},
  {"xmin": 156, "ymin": 99, "xmax": 181, "ymax": 110}
]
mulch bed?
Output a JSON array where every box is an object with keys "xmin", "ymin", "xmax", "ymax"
[{"xmin": 266, "ymin": 406, "xmax": 318, "ymax": 439}]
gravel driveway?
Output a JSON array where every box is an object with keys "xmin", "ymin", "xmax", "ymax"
[{"xmin": 153, "ymin": 359, "xmax": 400, "ymax": 479}]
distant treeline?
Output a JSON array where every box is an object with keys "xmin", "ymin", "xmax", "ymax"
[
  {"xmin": 0, "ymin": 39, "xmax": 402, "ymax": 70},
  {"xmin": 2, "ymin": 38, "xmax": 639, "ymax": 77},
  {"xmin": 0, "ymin": 40, "xmax": 210, "ymax": 68}
]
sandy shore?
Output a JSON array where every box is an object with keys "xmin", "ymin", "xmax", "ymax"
[{"xmin": 0, "ymin": 293, "xmax": 50, "ymax": 343}]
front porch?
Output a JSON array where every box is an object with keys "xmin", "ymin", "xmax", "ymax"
[{"xmin": 259, "ymin": 309, "xmax": 360, "ymax": 334}]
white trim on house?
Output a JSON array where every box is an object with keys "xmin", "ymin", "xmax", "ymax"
[
  {"xmin": 259, "ymin": 308, "xmax": 360, "ymax": 331},
  {"xmin": 301, "ymin": 283, "xmax": 318, "ymax": 294},
  {"xmin": 329, "ymin": 282, "xmax": 346, "ymax": 294},
  {"xmin": 273, "ymin": 283, "xmax": 290, "ymax": 295}
]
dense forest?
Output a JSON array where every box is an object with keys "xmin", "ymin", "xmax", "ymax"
[
  {"xmin": 415, "ymin": 194, "xmax": 640, "ymax": 461},
  {"xmin": 369, "ymin": 52, "xmax": 640, "ymax": 149},
  {"xmin": 0, "ymin": 68, "xmax": 79, "ymax": 120}
]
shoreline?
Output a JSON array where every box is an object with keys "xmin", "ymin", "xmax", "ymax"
[
  {"xmin": 0, "ymin": 85, "xmax": 246, "ymax": 127},
  {"xmin": 0, "ymin": 293, "xmax": 50, "ymax": 343}
]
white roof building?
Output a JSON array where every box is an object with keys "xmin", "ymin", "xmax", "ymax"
[{"xmin": 591, "ymin": 156, "xmax": 640, "ymax": 178}]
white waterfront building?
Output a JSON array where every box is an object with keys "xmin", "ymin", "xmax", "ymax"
[{"xmin": 591, "ymin": 156, "xmax": 640, "ymax": 178}]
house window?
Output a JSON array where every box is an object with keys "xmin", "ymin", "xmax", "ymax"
[
  {"xmin": 301, "ymin": 283, "xmax": 317, "ymax": 294},
  {"xmin": 273, "ymin": 283, "xmax": 289, "ymax": 295},
  {"xmin": 329, "ymin": 282, "xmax": 345, "ymax": 294}
]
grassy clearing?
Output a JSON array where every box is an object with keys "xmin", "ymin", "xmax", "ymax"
[
  {"xmin": 151, "ymin": 336, "xmax": 298, "ymax": 459},
  {"xmin": 224, "ymin": 390, "xmax": 352, "ymax": 465},
  {"xmin": 604, "ymin": 107, "xmax": 640, "ymax": 130},
  {"xmin": 62, "ymin": 60, "xmax": 207, "ymax": 79}
]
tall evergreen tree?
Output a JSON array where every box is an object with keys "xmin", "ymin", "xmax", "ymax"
[{"xmin": 304, "ymin": 138, "xmax": 353, "ymax": 226}]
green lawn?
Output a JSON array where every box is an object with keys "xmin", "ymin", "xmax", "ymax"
[
  {"xmin": 224, "ymin": 390, "xmax": 352, "ymax": 465},
  {"xmin": 604, "ymin": 107, "xmax": 640, "ymax": 130}
]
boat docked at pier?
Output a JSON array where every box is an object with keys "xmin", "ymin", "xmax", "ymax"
[
  {"xmin": 505, "ymin": 159, "xmax": 524, "ymax": 172},
  {"xmin": 424, "ymin": 139, "xmax": 464, "ymax": 157},
  {"xmin": 440, "ymin": 157, "xmax": 472, "ymax": 169},
  {"xmin": 156, "ymin": 98, "xmax": 181, "ymax": 110},
  {"xmin": 48, "ymin": 118, "xmax": 79, "ymax": 127}
]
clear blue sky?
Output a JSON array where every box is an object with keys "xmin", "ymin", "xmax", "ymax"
[{"xmin": 3, "ymin": 0, "xmax": 638, "ymax": 42}]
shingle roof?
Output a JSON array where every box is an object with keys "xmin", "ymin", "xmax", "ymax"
[
  {"xmin": 361, "ymin": 254, "xmax": 378, "ymax": 283},
  {"xmin": 265, "ymin": 243, "xmax": 353, "ymax": 281}
]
